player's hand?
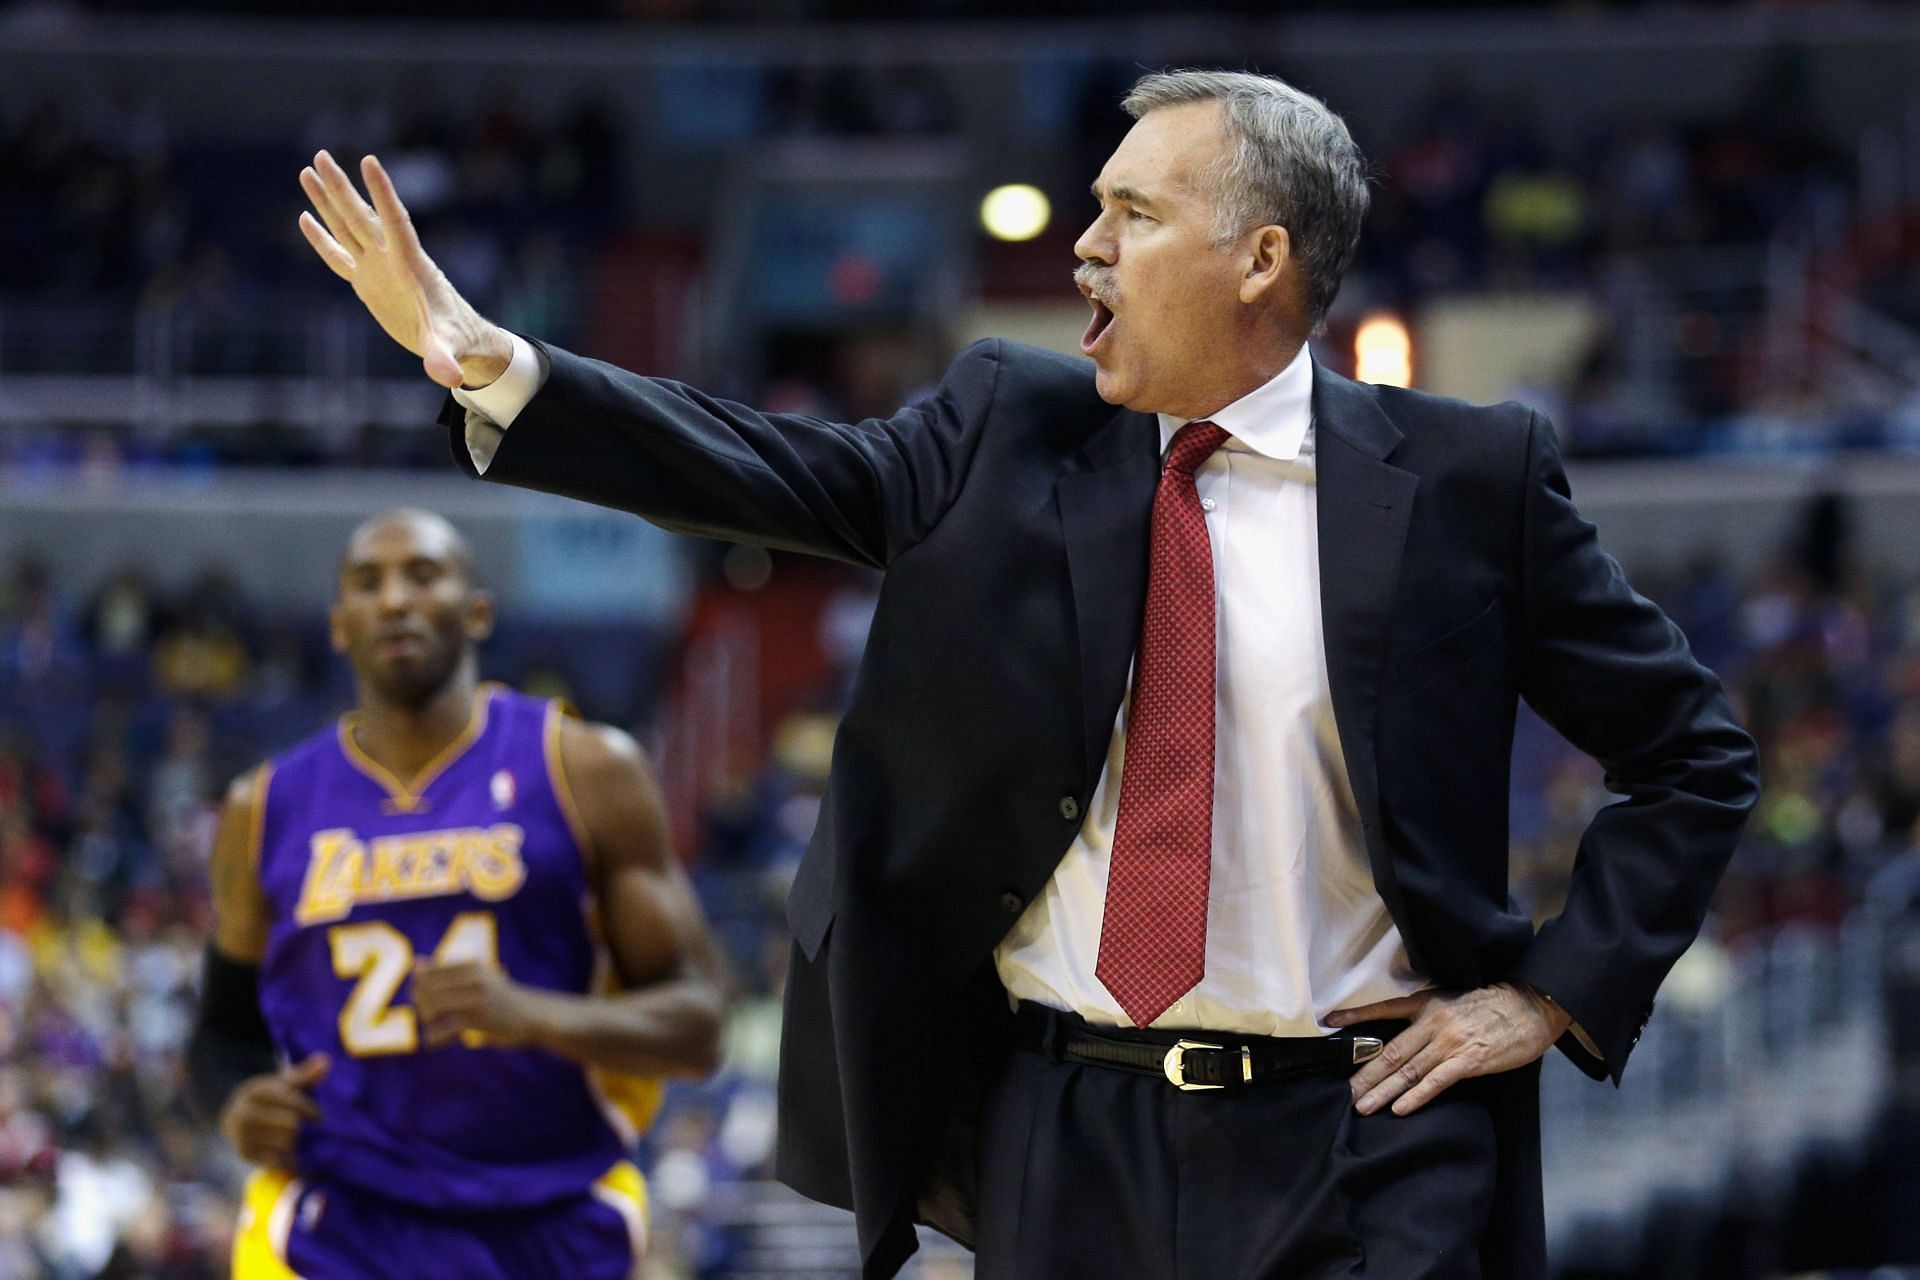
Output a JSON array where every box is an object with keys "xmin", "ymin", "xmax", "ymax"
[
  {"xmin": 1330, "ymin": 982, "xmax": 1571, "ymax": 1117},
  {"xmin": 411, "ymin": 959, "xmax": 540, "ymax": 1049},
  {"xmin": 296, "ymin": 150, "xmax": 510, "ymax": 390},
  {"xmin": 218, "ymin": 1052, "xmax": 329, "ymax": 1170}
]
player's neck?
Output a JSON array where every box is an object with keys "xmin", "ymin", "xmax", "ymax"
[{"xmin": 351, "ymin": 672, "xmax": 483, "ymax": 782}]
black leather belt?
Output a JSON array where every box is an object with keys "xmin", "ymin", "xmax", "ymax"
[{"xmin": 1012, "ymin": 1000, "xmax": 1397, "ymax": 1092}]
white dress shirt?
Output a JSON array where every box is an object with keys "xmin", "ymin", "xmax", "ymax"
[
  {"xmin": 454, "ymin": 333, "xmax": 1429, "ymax": 1038},
  {"xmin": 993, "ymin": 343, "xmax": 1428, "ymax": 1036}
]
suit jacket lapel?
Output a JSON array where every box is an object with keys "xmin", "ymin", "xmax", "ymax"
[
  {"xmin": 1313, "ymin": 364, "xmax": 1420, "ymax": 924},
  {"xmin": 1056, "ymin": 406, "xmax": 1160, "ymax": 788}
]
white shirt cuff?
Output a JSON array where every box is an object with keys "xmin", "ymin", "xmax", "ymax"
[{"xmin": 450, "ymin": 330, "xmax": 544, "ymax": 429}]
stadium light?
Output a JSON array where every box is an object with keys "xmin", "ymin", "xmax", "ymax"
[
  {"xmin": 1354, "ymin": 313, "xmax": 1413, "ymax": 388},
  {"xmin": 980, "ymin": 184, "xmax": 1051, "ymax": 242}
]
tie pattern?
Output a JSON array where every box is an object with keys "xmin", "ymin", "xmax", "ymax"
[{"xmin": 1094, "ymin": 420, "xmax": 1228, "ymax": 1028}]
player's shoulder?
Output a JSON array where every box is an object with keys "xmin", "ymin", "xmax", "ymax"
[
  {"xmin": 223, "ymin": 722, "xmax": 337, "ymax": 815},
  {"xmin": 552, "ymin": 708, "xmax": 651, "ymax": 782}
]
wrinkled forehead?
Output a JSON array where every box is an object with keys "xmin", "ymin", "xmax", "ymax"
[{"xmin": 1097, "ymin": 100, "xmax": 1229, "ymax": 206}]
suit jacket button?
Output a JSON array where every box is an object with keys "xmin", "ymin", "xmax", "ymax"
[
  {"xmin": 1058, "ymin": 796, "xmax": 1081, "ymax": 821},
  {"xmin": 1000, "ymin": 892, "xmax": 1025, "ymax": 916}
]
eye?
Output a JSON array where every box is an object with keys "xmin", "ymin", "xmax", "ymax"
[{"xmin": 1127, "ymin": 208, "xmax": 1153, "ymax": 223}]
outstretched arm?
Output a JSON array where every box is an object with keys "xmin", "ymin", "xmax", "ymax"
[
  {"xmin": 412, "ymin": 717, "xmax": 728, "ymax": 1079},
  {"xmin": 297, "ymin": 147, "xmax": 998, "ymax": 568},
  {"xmin": 438, "ymin": 333, "xmax": 999, "ymax": 569}
]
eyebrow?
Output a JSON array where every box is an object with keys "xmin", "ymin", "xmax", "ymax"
[{"xmin": 1091, "ymin": 181, "xmax": 1160, "ymax": 211}]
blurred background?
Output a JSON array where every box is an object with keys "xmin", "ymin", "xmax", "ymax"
[{"xmin": 3, "ymin": 0, "xmax": 1920, "ymax": 1276}]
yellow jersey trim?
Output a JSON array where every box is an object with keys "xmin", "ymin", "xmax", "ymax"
[
  {"xmin": 336, "ymin": 683, "xmax": 501, "ymax": 813},
  {"xmin": 591, "ymin": 1160, "xmax": 650, "ymax": 1272},
  {"xmin": 232, "ymin": 1169, "xmax": 304, "ymax": 1280},
  {"xmin": 246, "ymin": 762, "xmax": 275, "ymax": 871},
  {"xmin": 543, "ymin": 698, "xmax": 597, "ymax": 864}
]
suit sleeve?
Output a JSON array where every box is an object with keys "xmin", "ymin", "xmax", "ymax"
[
  {"xmin": 1505, "ymin": 410, "xmax": 1760, "ymax": 1084},
  {"xmin": 440, "ymin": 335, "xmax": 1004, "ymax": 569}
]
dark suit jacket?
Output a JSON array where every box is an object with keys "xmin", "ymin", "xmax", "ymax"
[{"xmin": 442, "ymin": 337, "xmax": 1759, "ymax": 1279}]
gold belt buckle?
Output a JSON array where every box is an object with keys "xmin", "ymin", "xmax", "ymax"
[
  {"xmin": 1351, "ymin": 1036, "xmax": 1384, "ymax": 1064},
  {"xmin": 1162, "ymin": 1039, "xmax": 1250, "ymax": 1091}
]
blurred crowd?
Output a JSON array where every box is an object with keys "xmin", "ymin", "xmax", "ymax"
[
  {"xmin": 1359, "ymin": 59, "xmax": 1852, "ymax": 301},
  {"xmin": 6, "ymin": 44, "xmax": 1918, "ymax": 470},
  {"xmin": 0, "ymin": 483, "xmax": 1914, "ymax": 1276},
  {"xmin": 5, "ymin": 0, "xmax": 1881, "ymax": 21},
  {"xmin": 0, "ymin": 82, "xmax": 617, "ymax": 391}
]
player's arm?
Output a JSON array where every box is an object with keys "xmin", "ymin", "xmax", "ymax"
[
  {"xmin": 412, "ymin": 719, "xmax": 727, "ymax": 1078},
  {"xmin": 187, "ymin": 766, "xmax": 331, "ymax": 1168}
]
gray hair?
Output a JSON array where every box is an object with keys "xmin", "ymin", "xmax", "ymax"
[{"xmin": 1122, "ymin": 69, "xmax": 1369, "ymax": 332}]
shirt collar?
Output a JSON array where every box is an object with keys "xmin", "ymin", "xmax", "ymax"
[{"xmin": 1156, "ymin": 341, "xmax": 1315, "ymax": 462}]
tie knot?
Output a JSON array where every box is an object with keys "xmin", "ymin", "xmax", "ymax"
[{"xmin": 1164, "ymin": 420, "xmax": 1228, "ymax": 476}]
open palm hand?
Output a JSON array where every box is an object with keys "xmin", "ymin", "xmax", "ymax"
[{"xmin": 297, "ymin": 149, "xmax": 505, "ymax": 389}]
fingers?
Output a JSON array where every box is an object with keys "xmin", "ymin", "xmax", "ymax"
[
  {"xmin": 422, "ymin": 1015, "xmax": 476, "ymax": 1049},
  {"xmin": 299, "ymin": 163, "xmax": 367, "ymax": 257},
  {"xmin": 251, "ymin": 1079, "xmax": 323, "ymax": 1124},
  {"xmin": 234, "ymin": 1113, "xmax": 304, "ymax": 1169},
  {"xmin": 243, "ymin": 1104, "xmax": 312, "ymax": 1143},
  {"xmin": 297, "ymin": 210, "xmax": 356, "ymax": 278},
  {"xmin": 281, "ymin": 1052, "xmax": 331, "ymax": 1091},
  {"xmin": 221, "ymin": 1076, "xmax": 325, "ymax": 1168},
  {"xmin": 1326, "ymin": 990, "xmax": 1436, "ymax": 1027},
  {"xmin": 1354, "ymin": 1039, "xmax": 1451, "ymax": 1116},
  {"xmin": 359, "ymin": 154, "xmax": 421, "ymax": 257},
  {"xmin": 1387, "ymin": 1050, "xmax": 1474, "ymax": 1116},
  {"xmin": 313, "ymin": 149, "xmax": 387, "ymax": 252},
  {"xmin": 237, "ymin": 1134, "xmax": 297, "ymax": 1168},
  {"xmin": 1348, "ymin": 1019, "xmax": 1434, "ymax": 1103},
  {"xmin": 412, "ymin": 961, "xmax": 482, "ymax": 1036}
]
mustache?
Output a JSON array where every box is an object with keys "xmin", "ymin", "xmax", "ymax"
[{"xmin": 1073, "ymin": 263, "xmax": 1119, "ymax": 307}]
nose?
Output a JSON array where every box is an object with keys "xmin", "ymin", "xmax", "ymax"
[
  {"xmin": 375, "ymin": 573, "xmax": 412, "ymax": 615},
  {"xmin": 1074, "ymin": 210, "xmax": 1115, "ymax": 268}
]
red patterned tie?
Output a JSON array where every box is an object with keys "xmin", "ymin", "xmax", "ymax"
[{"xmin": 1095, "ymin": 419, "xmax": 1228, "ymax": 1028}]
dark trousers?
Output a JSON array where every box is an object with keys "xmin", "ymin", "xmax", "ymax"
[{"xmin": 972, "ymin": 1024, "xmax": 1544, "ymax": 1280}]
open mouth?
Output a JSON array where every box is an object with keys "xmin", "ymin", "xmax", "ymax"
[{"xmin": 1082, "ymin": 298, "xmax": 1116, "ymax": 353}]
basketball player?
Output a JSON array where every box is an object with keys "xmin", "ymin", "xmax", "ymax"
[{"xmin": 186, "ymin": 508, "xmax": 725, "ymax": 1279}]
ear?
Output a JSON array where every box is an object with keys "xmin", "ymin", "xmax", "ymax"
[
  {"xmin": 465, "ymin": 590, "xmax": 495, "ymax": 645},
  {"xmin": 1239, "ymin": 224, "xmax": 1291, "ymax": 306},
  {"xmin": 327, "ymin": 602, "xmax": 347, "ymax": 655}
]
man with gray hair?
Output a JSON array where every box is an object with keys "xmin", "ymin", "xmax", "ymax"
[{"xmin": 299, "ymin": 66, "xmax": 1756, "ymax": 1279}]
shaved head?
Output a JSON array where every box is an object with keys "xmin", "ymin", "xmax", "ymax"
[
  {"xmin": 331, "ymin": 508, "xmax": 490, "ymax": 709},
  {"xmin": 341, "ymin": 508, "xmax": 476, "ymax": 588}
]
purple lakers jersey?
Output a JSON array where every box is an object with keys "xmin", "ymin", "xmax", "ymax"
[{"xmin": 253, "ymin": 683, "xmax": 663, "ymax": 1211}]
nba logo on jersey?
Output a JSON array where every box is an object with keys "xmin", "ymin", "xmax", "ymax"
[{"xmin": 490, "ymin": 769, "xmax": 516, "ymax": 811}]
